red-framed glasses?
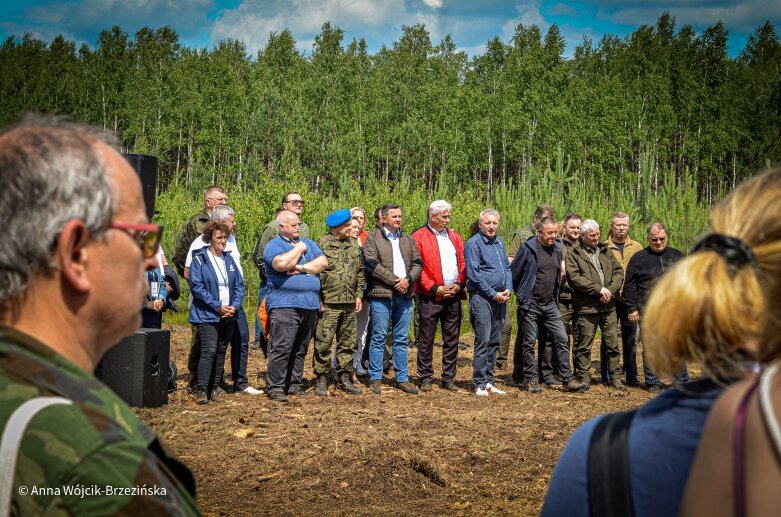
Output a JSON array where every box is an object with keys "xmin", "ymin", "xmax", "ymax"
[{"xmin": 109, "ymin": 223, "xmax": 163, "ymax": 258}]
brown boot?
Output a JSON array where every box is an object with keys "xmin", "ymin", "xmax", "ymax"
[
  {"xmin": 339, "ymin": 373, "xmax": 362, "ymax": 395},
  {"xmin": 315, "ymin": 374, "xmax": 328, "ymax": 397}
]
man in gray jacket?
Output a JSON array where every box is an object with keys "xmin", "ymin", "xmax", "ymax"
[{"xmin": 364, "ymin": 204, "xmax": 423, "ymax": 396}]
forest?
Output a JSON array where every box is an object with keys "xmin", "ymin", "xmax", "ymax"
[{"xmin": 2, "ymin": 13, "xmax": 780, "ymax": 258}]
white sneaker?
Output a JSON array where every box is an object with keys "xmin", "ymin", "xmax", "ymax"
[
  {"xmin": 486, "ymin": 383, "xmax": 507, "ymax": 395},
  {"xmin": 475, "ymin": 387, "xmax": 489, "ymax": 397},
  {"xmin": 241, "ymin": 386, "xmax": 264, "ymax": 395}
]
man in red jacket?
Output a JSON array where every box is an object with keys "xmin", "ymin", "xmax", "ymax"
[{"xmin": 412, "ymin": 200, "xmax": 467, "ymax": 392}]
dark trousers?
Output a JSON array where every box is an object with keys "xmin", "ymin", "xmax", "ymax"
[
  {"xmin": 196, "ymin": 321, "xmax": 235, "ymax": 392},
  {"xmin": 229, "ymin": 307, "xmax": 250, "ymax": 390},
  {"xmin": 416, "ymin": 295, "xmax": 462, "ymax": 383},
  {"xmin": 601, "ymin": 301, "xmax": 636, "ymax": 382},
  {"xmin": 470, "ymin": 294, "xmax": 505, "ymax": 389},
  {"xmin": 266, "ymin": 308, "xmax": 317, "ymax": 393},
  {"xmin": 573, "ymin": 311, "xmax": 620, "ymax": 383},
  {"xmin": 515, "ymin": 300, "xmax": 573, "ymax": 383},
  {"xmin": 187, "ymin": 325, "xmax": 201, "ymax": 387},
  {"xmin": 498, "ymin": 309, "xmax": 513, "ymax": 366}
]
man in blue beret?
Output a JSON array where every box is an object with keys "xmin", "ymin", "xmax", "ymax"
[{"xmin": 312, "ymin": 209, "xmax": 366, "ymax": 396}]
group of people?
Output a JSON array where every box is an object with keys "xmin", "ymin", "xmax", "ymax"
[
  {"xmin": 3, "ymin": 115, "xmax": 781, "ymax": 516},
  {"xmin": 168, "ymin": 182, "xmax": 695, "ymax": 403}
]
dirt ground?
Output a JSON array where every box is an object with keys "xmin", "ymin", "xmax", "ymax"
[{"xmin": 137, "ymin": 324, "xmax": 661, "ymax": 516}]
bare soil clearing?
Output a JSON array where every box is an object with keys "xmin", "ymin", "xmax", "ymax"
[{"xmin": 137, "ymin": 324, "xmax": 660, "ymax": 516}]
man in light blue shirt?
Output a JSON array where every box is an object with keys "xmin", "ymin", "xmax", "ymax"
[{"xmin": 465, "ymin": 209, "xmax": 512, "ymax": 397}]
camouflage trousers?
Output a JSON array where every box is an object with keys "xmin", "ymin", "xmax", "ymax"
[{"xmin": 313, "ymin": 303, "xmax": 358, "ymax": 375}]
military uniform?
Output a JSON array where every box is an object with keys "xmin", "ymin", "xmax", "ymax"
[
  {"xmin": 0, "ymin": 326, "xmax": 199, "ymax": 515},
  {"xmin": 313, "ymin": 234, "xmax": 365, "ymax": 375},
  {"xmin": 173, "ymin": 209, "xmax": 210, "ymax": 278}
]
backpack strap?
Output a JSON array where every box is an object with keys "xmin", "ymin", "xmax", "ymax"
[
  {"xmin": 0, "ymin": 397, "xmax": 72, "ymax": 516},
  {"xmin": 588, "ymin": 409, "xmax": 637, "ymax": 517}
]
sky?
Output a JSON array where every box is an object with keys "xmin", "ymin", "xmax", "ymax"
[{"xmin": 1, "ymin": 0, "xmax": 778, "ymax": 58}]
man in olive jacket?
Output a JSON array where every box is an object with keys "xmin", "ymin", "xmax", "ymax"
[
  {"xmin": 363, "ymin": 204, "xmax": 423, "ymax": 396},
  {"xmin": 565, "ymin": 219, "xmax": 626, "ymax": 389}
]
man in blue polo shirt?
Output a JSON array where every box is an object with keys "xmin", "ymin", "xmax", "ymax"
[{"xmin": 263, "ymin": 210, "xmax": 328, "ymax": 402}]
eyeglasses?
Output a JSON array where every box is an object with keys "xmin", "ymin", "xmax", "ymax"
[
  {"xmin": 286, "ymin": 199, "xmax": 305, "ymax": 206},
  {"xmin": 110, "ymin": 223, "xmax": 163, "ymax": 258}
]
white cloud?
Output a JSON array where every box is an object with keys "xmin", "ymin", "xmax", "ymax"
[
  {"xmin": 502, "ymin": 0, "xmax": 550, "ymax": 42},
  {"xmin": 423, "ymin": 0, "xmax": 444, "ymax": 9},
  {"xmin": 212, "ymin": 0, "xmax": 410, "ymax": 54}
]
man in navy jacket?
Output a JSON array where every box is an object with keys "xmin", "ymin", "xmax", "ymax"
[{"xmin": 511, "ymin": 217, "xmax": 588, "ymax": 393}]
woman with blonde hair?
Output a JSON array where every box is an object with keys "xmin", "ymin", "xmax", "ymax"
[
  {"xmin": 542, "ymin": 167, "xmax": 781, "ymax": 517},
  {"xmin": 680, "ymin": 169, "xmax": 781, "ymax": 516}
]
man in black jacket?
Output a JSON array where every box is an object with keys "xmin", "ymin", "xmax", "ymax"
[{"xmin": 623, "ymin": 222, "xmax": 688, "ymax": 392}]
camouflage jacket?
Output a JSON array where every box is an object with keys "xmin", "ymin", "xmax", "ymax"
[
  {"xmin": 316, "ymin": 234, "xmax": 365, "ymax": 304},
  {"xmin": 173, "ymin": 209, "xmax": 210, "ymax": 277},
  {"xmin": 0, "ymin": 326, "xmax": 200, "ymax": 516}
]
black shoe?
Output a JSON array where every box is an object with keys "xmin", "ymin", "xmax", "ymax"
[
  {"xmin": 419, "ymin": 379, "xmax": 433, "ymax": 392},
  {"xmin": 648, "ymin": 385, "xmax": 662, "ymax": 394},
  {"xmin": 609, "ymin": 380, "xmax": 627, "ymax": 391},
  {"xmin": 440, "ymin": 381, "xmax": 460, "ymax": 392},
  {"xmin": 370, "ymin": 380, "xmax": 382, "ymax": 395},
  {"xmin": 250, "ymin": 339, "xmax": 261, "ymax": 350},
  {"xmin": 526, "ymin": 380, "xmax": 541, "ymax": 394},
  {"xmin": 196, "ymin": 389, "xmax": 208, "ymax": 405},
  {"xmin": 563, "ymin": 379, "xmax": 589, "ymax": 393},
  {"xmin": 397, "ymin": 381, "xmax": 419, "ymax": 395},
  {"xmin": 495, "ymin": 362, "xmax": 506, "ymax": 371},
  {"xmin": 287, "ymin": 385, "xmax": 308, "ymax": 396},
  {"xmin": 267, "ymin": 390, "xmax": 288, "ymax": 402},
  {"xmin": 627, "ymin": 381, "xmax": 642, "ymax": 388},
  {"xmin": 339, "ymin": 373, "xmax": 362, "ymax": 395},
  {"xmin": 315, "ymin": 374, "xmax": 328, "ymax": 397},
  {"xmin": 542, "ymin": 377, "xmax": 562, "ymax": 387}
]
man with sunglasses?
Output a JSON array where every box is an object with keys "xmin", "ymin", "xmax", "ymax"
[
  {"xmin": 0, "ymin": 115, "xmax": 199, "ymax": 514},
  {"xmin": 623, "ymin": 222, "xmax": 688, "ymax": 392},
  {"xmin": 251, "ymin": 191, "xmax": 310, "ymax": 353}
]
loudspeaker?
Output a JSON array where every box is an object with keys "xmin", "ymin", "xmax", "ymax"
[
  {"xmin": 98, "ymin": 328, "xmax": 170, "ymax": 408},
  {"xmin": 122, "ymin": 153, "xmax": 158, "ymax": 219}
]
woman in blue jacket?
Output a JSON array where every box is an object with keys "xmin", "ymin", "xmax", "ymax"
[{"xmin": 189, "ymin": 221, "xmax": 245, "ymax": 404}]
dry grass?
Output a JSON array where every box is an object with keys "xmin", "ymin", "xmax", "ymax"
[{"xmin": 137, "ymin": 324, "xmax": 663, "ymax": 516}]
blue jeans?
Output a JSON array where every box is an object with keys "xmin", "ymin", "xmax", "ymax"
[
  {"xmin": 470, "ymin": 293, "xmax": 506, "ymax": 389},
  {"xmin": 368, "ymin": 295, "xmax": 412, "ymax": 383}
]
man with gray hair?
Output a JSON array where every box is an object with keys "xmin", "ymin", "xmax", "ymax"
[
  {"xmin": 623, "ymin": 222, "xmax": 688, "ymax": 392},
  {"xmin": 263, "ymin": 210, "xmax": 328, "ymax": 402},
  {"xmin": 173, "ymin": 184, "xmax": 226, "ymax": 277},
  {"xmin": 465, "ymin": 209, "xmax": 512, "ymax": 396},
  {"xmin": 412, "ymin": 200, "xmax": 466, "ymax": 392},
  {"xmin": 184, "ymin": 204, "xmax": 263, "ymax": 396},
  {"xmin": 0, "ymin": 115, "xmax": 199, "ymax": 513},
  {"xmin": 566, "ymin": 219, "xmax": 626, "ymax": 389}
]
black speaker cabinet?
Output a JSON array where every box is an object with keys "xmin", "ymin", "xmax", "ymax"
[
  {"xmin": 122, "ymin": 153, "xmax": 158, "ymax": 219},
  {"xmin": 99, "ymin": 328, "xmax": 170, "ymax": 408}
]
